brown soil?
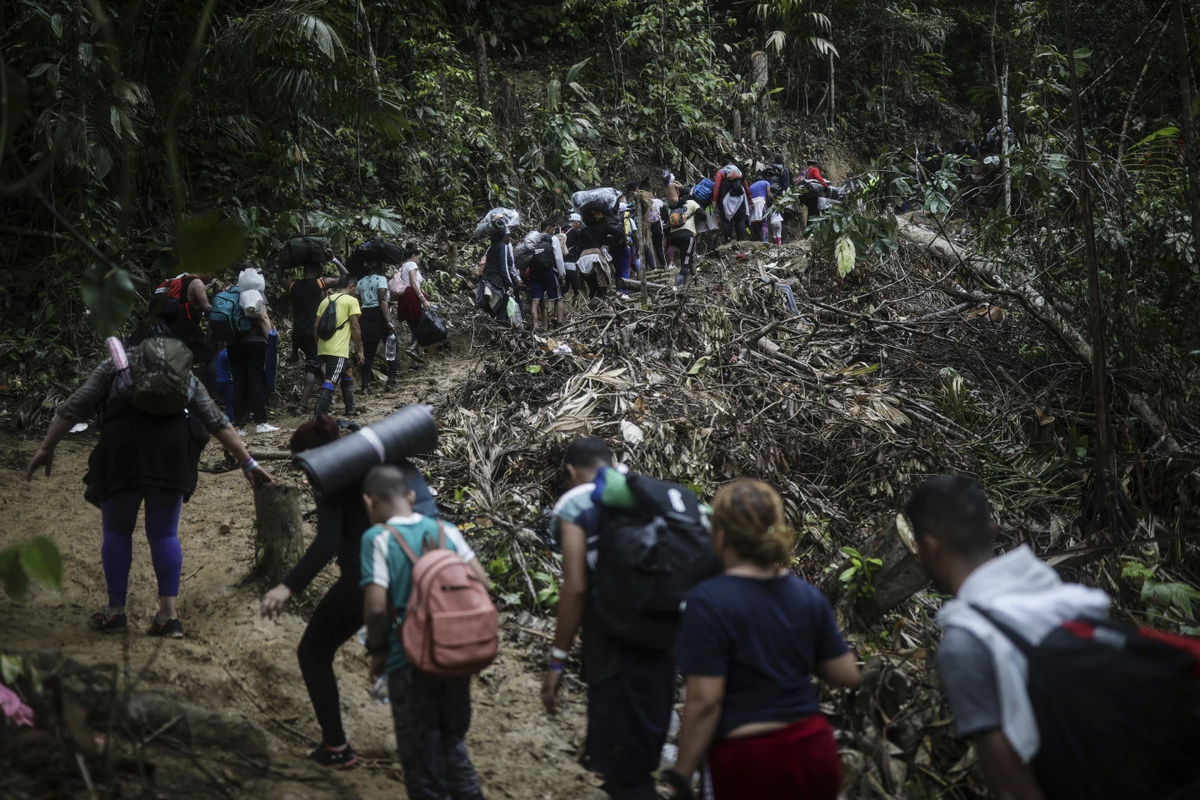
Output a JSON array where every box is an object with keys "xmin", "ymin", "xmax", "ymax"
[{"xmin": 0, "ymin": 326, "xmax": 603, "ymax": 799}]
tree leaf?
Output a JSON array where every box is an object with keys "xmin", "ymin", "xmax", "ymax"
[
  {"xmin": 526, "ymin": 365, "xmax": 543, "ymax": 374},
  {"xmin": 80, "ymin": 265, "xmax": 137, "ymax": 338},
  {"xmin": 176, "ymin": 213, "xmax": 247, "ymax": 277},
  {"xmin": 0, "ymin": 654, "xmax": 22, "ymax": 685},
  {"xmin": 20, "ymin": 537, "xmax": 62, "ymax": 592},
  {"xmin": 839, "ymin": 566, "xmax": 858, "ymax": 582},
  {"xmin": 0, "ymin": 546, "xmax": 28, "ymax": 601},
  {"xmin": 50, "ymin": 14, "xmax": 63, "ymax": 39},
  {"xmin": 835, "ymin": 235, "xmax": 856, "ymax": 277}
]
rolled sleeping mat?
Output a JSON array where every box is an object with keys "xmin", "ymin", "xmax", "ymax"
[{"xmin": 293, "ymin": 404, "xmax": 439, "ymax": 498}]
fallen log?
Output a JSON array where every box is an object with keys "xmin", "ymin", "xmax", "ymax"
[{"xmin": 894, "ymin": 215, "xmax": 1188, "ymax": 455}]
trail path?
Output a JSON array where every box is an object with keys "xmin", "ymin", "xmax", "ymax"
[{"xmin": 0, "ymin": 327, "xmax": 604, "ymax": 799}]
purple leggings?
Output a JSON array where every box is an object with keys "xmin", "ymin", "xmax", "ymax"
[{"xmin": 100, "ymin": 489, "xmax": 184, "ymax": 607}]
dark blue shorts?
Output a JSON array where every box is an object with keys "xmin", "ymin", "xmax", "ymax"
[{"xmin": 529, "ymin": 268, "xmax": 561, "ymax": 301}]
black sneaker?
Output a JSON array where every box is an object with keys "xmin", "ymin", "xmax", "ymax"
[
  {"xmin": 90, "ymin": 610, "xmax": 128, "ymax": 632},
  {"xmin": 147, "ymin": 617, "xmax": 184, "ymax": 639},
  {"xmin": 309, "ymin": 742, "xmax": 358, "ymax": 769}
]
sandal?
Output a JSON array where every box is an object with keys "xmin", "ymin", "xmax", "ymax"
[{"xmin": 90, "ymin": 610, "xmax": 128, "ymax": 633}]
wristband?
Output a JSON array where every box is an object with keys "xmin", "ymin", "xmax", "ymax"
[
  {"xmin": 547, "ymin": 661, "xmax": 565, "ymax": 673},
  {"xmin": 550, "ymin": 647, "xmax": 569, "ymax": 661},
  {"xmin": 242, "ymin": 457, "xmax": 258, "ymax": 473}
]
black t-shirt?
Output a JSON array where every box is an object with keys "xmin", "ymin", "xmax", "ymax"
[
  {"xmin": 676, "ymin": 573, "xmax": 849, "ymax": 738},
  {"xmin": 290, "ymin": 277, "xmax": 328, "ymax": 338}
]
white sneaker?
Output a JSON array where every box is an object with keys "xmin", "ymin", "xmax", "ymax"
[
  {"xmin": 256, "ymin": 423, "xmax": 280, "ymax": 434},
  {"xmin": 236, "ymin": 429, "xmax": 247, "ymax": 437}
]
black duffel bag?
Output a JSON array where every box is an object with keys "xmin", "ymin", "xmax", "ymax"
[{"xmin": 278, "ymin": 235, "xmax": 334, "ymax": 269}]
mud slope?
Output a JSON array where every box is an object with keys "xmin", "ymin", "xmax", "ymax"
[{"xmin": 0, "ymin": 327, "xmax": 603, "ymax": 800}]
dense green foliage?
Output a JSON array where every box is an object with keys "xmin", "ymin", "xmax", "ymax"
[{"xmin": 0, "ymin": 0, "xmax": 1197, "ymax": 426}]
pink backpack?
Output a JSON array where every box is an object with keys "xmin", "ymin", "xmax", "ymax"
[{"xmin": 388, "ymin": 522, "xmax": 499, "ymax": 677}]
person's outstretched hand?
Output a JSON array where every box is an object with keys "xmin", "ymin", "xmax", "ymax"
[
  {"xmin": 26, "ymin": 447, "xmax": 54, "ymax": 482},
  {"xmin": 245, "ymin": 463, "xmax": 275, "ymax": 488},
  {"xmin": 260, "ymin": 584, "xmax": 292, "ymax": 619}
]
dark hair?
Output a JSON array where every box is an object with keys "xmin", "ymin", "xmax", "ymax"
[
  {"xmin": 624, "ymin": 181, "xmax": 639, "ymax": 195},
  {"xmin": 363, "ymin": 464, "xmax": 410, "ymax": 500},
  {"xmin": 289, "ymin": 414, "xmax": 340, "ymax": 454},
  {"xmin": 712, "ymin": 479, "xmax": 793, "ymax": 568},
  {"xmin": 903, "ymin": 475, "xmax": 994, "ymax": 559},
  {"xmin": 405, "ymin": 243, "xmax": 421, "ymax": 259},
  {"xmin": 563, "ymin": 436, "xmax": 612, "ymax": 470},
  {"xmin": 774, "ymin": 152, "xmax": 785, "ymax": 164},
  {"xmin": 339, "ymin": 273, "xmax": 357, "ymax": 289},
  {"xmin": 541, "ymin": 219, "xmax": 556, "ymax": 231}
]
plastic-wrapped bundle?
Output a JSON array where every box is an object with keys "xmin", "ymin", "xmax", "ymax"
[
  {"xmin": 474, "ymin": 207, "xmax": 522, "ymax": 239},
  {"xmin": 571, "ymin": 187, "xmax": 620, "ymax": 216},
  {"xmin": 513, "ymin": 230, "xmax": 544, "ymax": 265},
  {"xmin": 293, "ymin": 405, "xmax": 439, "ymax": 498}
]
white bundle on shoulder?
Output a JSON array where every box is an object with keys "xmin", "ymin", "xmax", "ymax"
[{"xmin": 237, "ymin": 268, "xmax": 266, "ymax": 319}]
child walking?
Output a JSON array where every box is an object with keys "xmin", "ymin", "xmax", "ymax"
[{"xmin": 360, "ymin": 465, "xmax": 489, "ymax": 800}]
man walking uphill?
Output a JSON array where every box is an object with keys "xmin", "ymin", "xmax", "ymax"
[
  {"xmin": 542, "ymin": 438, "xmax": 676, "ymax": 800},
  {"xmin": 905, "ymin": 475, "xmax": 1200, "ymax": 800}
]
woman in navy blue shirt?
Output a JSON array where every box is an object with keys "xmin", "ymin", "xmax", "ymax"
[{"xmin": 667, "ymin": 479, "xmax": 860, "ymax": 799}]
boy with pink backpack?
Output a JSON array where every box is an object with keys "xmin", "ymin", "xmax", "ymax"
[{"xmin": 360, "ymin": 465, "xmax": 497, "ymax": 800}]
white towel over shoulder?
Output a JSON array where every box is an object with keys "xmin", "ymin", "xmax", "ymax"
[{"xmin": 937, "ymin": 545, "xmax": 1110, "ymax": 763}]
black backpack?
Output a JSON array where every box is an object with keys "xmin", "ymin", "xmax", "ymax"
[
  {"xmin": 973, "ymin": 606, "xmax": 1200, "ymax": 800},
  {"xmin": 530, "ymin": 235, "xmax": 557, "ymax": 272},
  {"xmin": 278, "ymin": 235, "xmax": 334, "ymax": 270},
  {"xmin": 590, "ymin": 471, "xmax": 722, "ymax": 652},
  {"xmin": 316, "ymin": 293, "xmax": 348, "ymax": 341},
  {"xmin": 762, "ymin": 165, "xmax": 786, "ymax": 195}
]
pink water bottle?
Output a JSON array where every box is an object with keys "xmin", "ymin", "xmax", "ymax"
[{"xmin": 107, "ymin": 336, "xmax": 132, "ymax": 390}]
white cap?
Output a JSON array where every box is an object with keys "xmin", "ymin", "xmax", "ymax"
[{"xmin": 570, "ymin": 212, "xmax": 582, "ymax": 222}]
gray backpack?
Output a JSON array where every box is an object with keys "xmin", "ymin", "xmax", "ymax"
[{"xmin": 123, "ymin": 338, "xmax": 193, "ymax": 415}]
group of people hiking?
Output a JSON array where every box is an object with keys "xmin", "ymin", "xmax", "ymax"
[
  {"xmin": 138, "ymin": 237, "xmax": 441, "ymax": 430},
  {"xmin": 473, "ymin": 153, "xmax": 839, "ymax": 327},
  {"xmin": 22, "ymin": 333, "xmax": 1200, "ymax": 800}
]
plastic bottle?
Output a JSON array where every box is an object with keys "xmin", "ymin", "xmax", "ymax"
[
  {"xmin": 385, "ymin": 332, "xmax": 398, "ymax": 362},
  {"xmin": 107, "ymin": 336, "xmax": 132, "ymax": 390}
]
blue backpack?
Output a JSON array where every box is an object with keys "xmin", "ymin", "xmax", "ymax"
[
  {"xmin": 210, "ymin": 286, "xmax": 251, "ymax": 341},
  {"xmin": 692, "ymin": 178, "xmax": 715, "ymax": 205}
]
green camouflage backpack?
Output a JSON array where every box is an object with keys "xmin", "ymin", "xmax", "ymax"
[{"xmin": 124, "ymin": 338, "xmax": 194, "ymax": 415}]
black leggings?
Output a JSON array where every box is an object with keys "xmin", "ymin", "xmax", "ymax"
[
  {"xmin": 650, "ymin": 220, "xmax": 666, "ymax": 270},
  {"xmin": 297, "ymin": 574, "xmax": 362, "ymax": 748},
  {"xmin": 721, "ymin": 207, "xmax": 748, "ymax": 241},
  {"xmin": 360, "ymin": 339, "xmax": 399, "ymax": 389},
  {"xmin": 227, "ymin": 338, "xmax": 268, "ymax": 425}
]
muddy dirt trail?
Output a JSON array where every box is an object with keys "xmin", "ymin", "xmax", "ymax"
[{"xmin": 0, "ymin": 327, "xmax": 604, "ymax": 799}]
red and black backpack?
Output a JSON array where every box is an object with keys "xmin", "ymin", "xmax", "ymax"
[
  {"xmin": 972, "ymin": 605, "xmax": 1200, "ymax": 800},
  {"xmin": 151, "ymin": 273, "xmax": 199, "ymax": 322}
]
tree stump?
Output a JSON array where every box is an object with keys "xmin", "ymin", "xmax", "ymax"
[
  {"xmin": 253, "ymin": 483, "xmax": 305, "ymax": 584},
  {"xmin": 823, "ymin": 515, "xmax": 930, "ymax": 630}
]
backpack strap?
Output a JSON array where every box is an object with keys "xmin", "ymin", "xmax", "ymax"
[
  {"xmin": 385, "ymin": 524, "xmax": 420, "ymax": 565},
  {"xmin": 386, "ymin": 519, "xmax": 448, "ymax": 566},
  {"xmin": 968, "ymin": 603, "xmax": 1035, "ymax": 655}
]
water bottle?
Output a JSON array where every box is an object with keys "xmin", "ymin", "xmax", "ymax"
[
  {"xmin": 385, "ymin": 332, "xmax": 398, "ymax": 362},
  {"xmin": 107, "ymin": 337, "xmax": 132, "ymax": 391}
]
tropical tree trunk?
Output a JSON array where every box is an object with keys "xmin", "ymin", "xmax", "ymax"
[
  {"xmin": 1001, "ymin": 62, "xmax": 1011, "ymax": 216},
  {"xmin": 358, "ymin": 0, "xmax": 381, "ymax": 99},
  {"xmin": 1172, "ymin": 0, "xmax": 1200, "ymax": 257},
  {"xmin": 476, "ymin": 32, "xmax": 490, "ymax": 113},
  {"xmin": 752, "ymin": 50, "xmax": 771, "ymax": 138}
]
